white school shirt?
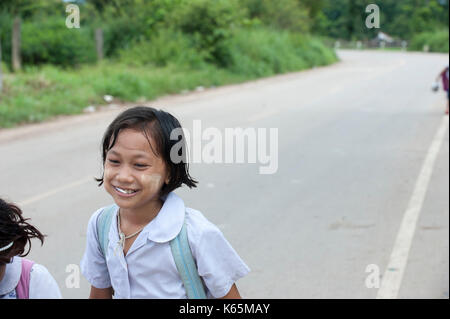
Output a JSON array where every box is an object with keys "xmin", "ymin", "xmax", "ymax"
[
  {"xmin": 0, "ymin": 257, "xmax": 62, "ymax": 299},
  {"xmin": 80, "ymin": 192, "xmax": 250, "ymax": 299}
]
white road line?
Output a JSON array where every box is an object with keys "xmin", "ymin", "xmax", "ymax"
[
  {"xmin": 377, "ymin": 116, "xmax": 449, "ymax": 299},
  {"xmin": 18, "ymin": 175, "xmax": 93, "ymax": 207}
]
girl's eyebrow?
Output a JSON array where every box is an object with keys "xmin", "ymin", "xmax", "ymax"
[
  {"xmin": 108, "ymin": 150, "xmax": 121, "ymax": 157},
  {"xmin": 108, "ymin": 150, "xmax": 151, "ymax": 159}
]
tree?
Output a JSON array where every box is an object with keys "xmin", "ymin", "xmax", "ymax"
[
  {"xmin": 0, "ymin": 0, "xmax": 62, "ymax": 71},
  {"xmin": 315, "ymin": 0, "xmax": 449, "ymax": 40},
  {"xmin": 0, "ymin": 0, "xmax": 61, "ymax": 18},
  {"xmin": 0, "ymin": 37, "xmax": 3, "ymax": 93},
  {"xmin": 300, "ymin": 0, "xmax": 325, "ymax": 20}
]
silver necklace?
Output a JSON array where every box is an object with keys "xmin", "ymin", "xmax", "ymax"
[{"xmin": 117, "ymin": 210, "xmax": 145, "ymax": 249}]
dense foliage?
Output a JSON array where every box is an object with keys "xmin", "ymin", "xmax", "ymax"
[
  {"xmin": 312, "ymin": 0, "xmax": 449, "ymax": 41},
  {"xmin": 0, "ymin": 0, "xmax": 447, "ymax": 127},
  {"xmin": 0, "ymin": 0, "xmax": 448, "ymax": 69}
]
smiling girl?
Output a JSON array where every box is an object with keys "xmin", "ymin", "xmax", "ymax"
[{"xmin": 80, "ymin": 106, "xmax": 250, "ymax": 299}]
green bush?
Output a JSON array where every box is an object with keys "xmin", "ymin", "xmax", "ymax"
[
  {"xmin": 0, "ymin": 16, "xmax": 96, "ymax": 68},
  {"xmin": 241, "ymin": 0, "xmax": 310, "ymax": 33},
  {"xmin": 409, "ymin": 29, "xmax": 449, "ymax": 53},
  {"xmin": 223, "ymin": 27, "xmax": 337, "ymax": 77},
  {"xmin": 99, "ymin": 16, "xmax": 149, "ymax": 58},
  {"xmin": 21, "ymin": 17, "xmax": 96, "ymax": 66},
  {"xmin": 78, "ymin": 0, "xmax": 190, "ymax": 61},
  {"xmin": 168, "ymin": 0, "xmax": 247, "ymax": 66},
  {"xmin": 0, "ymin": 11, "xmax": 13, "ymax": 69},
  {"xmin": 117, "ymin": 29, "xmax": 207, "ymax": 68},
  {"xmin": 290, "ymin": 35, "xmax": 337, "ymax": 66}
]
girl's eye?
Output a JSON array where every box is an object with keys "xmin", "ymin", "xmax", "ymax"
[
  {"xmin": 135, "ymin": 163, "xmax": 148, "ymax": 168},
  {"xmin": 108, "ymin": 159, "xmax": 120, "ymax": 165}
]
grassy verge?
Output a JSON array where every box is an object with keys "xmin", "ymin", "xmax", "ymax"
[
  {"xmin": 408, "ymin": 30, "xmax": 449, "ymax": 53},
  {"xmin": 0, "ymin": 63, "xmax": 248, "ymax": 128},
  {"xmin": 0, "ymin": 30, "xmax": 337, "ymax": 128}
]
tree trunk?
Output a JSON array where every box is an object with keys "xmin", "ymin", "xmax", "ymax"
[
  {"xmin": 95, "ymin": 28, "xmax": 103, "ymax": 62},
  {"xmin": 12, "ymin": 16, "xmax": 21, "ymax": 72}
]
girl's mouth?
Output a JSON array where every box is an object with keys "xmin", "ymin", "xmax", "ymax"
[{"xmin": 113, "ymin": 186, "xmax": 139, "ymax": 197}]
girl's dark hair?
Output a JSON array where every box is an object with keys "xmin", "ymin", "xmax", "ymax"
[
  {"xmin": 96, "ymin": 106, "xmax": 197, "ymax": 196},
  {"xmin": 0, "ymin": 199, "xmax": 45, "ymax": 265}
]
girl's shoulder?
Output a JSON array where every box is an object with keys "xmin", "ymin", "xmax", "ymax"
[
  {"xmin": 29, "ymin": 262, "xmax": 62, "ymax": 298},
  {"xmin": 184, "ymin": 207, "xmax": 225, "ymax": 246},
  {"xmin": 0, "ymin": 257, "xmax": 21, "ymax": 298},
  {"xmin": 185, "ymin": 207, "xmax": 218, "ymax": 230},
  {"xmin": 29, "ymin": 262, "xmax": 54, "ymax": 280},
  {"xmin": 0, "ymin": 257, "xmax": 62, "ymax": 299}
]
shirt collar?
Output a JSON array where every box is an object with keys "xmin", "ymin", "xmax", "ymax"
[
  {"xmin": 145, "ymin": 192, "xmax": 186, "ymax": 243},
  {"xmin": 0, "ymin": 257, "xmax": 21, "ymax": 296},
  {"xmin": 109, "ymin": 192, "xmax": 186, "ymax": 245}
]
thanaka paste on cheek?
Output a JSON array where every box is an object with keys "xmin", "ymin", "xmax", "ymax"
[
  {"xmin": 140, "ymin": 174, "xmax": 163, "ymax": 193},
  {"xmin": 103, "ymin": 166, "xmax": 112, "ymax": 182},
  {"xmin": 103, "ymin": 167, "xmax": 116, "ymax": 196}
]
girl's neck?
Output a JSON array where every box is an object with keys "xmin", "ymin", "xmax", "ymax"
[
  {"xmin": 0, "ymin": 264, "xmax": 6, "ymax": 282},
  {"xmin": 120, "ymin": 198, "xmax": 163, "ymax": 226}
]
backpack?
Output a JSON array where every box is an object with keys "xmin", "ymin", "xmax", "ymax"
[
  {"xmin": 16, "ymin": 258, "xmax": 34, "ymax": 299},
  {"xmin": 96, "ymin": 204, "xmax": 206, "ymax": 299}
]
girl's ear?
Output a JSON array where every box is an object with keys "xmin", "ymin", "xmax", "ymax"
[{"xmin": 165, "ymin": 170, "xmax": 170, "ymax": 185}]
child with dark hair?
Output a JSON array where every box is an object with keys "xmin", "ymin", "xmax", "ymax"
[
  {"xmin": 81, "ymin": 106, "xmax": 249, "ymax": 299},
  {"xmin": 0, "ymin": 198, "xmax": 62, "ymax": 299}
]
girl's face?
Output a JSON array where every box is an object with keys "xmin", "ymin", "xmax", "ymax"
[{"xmin": 103, "ymin": 128, "xmax": 170, "ymax": 212}]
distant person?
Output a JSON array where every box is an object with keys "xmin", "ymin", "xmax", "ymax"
[
  {"xmin": 0, "ymin": 198, "xmax": 62, "ymax": 299},
  {"xmin": 81, "ymin": 106, "xmax": 250, "ymax": 299},
  {"xmin": 435, "ymin": 65, "xmax": 449, "ymax": 114}
]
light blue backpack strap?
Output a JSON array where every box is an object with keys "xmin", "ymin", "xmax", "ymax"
[
  {"xmin": 170, "ymin": 221, "xmax": 207, "ymax": 299},
  {"xmin": 96, "ymin": 204, "xmax": 117, "ymax": 258}
]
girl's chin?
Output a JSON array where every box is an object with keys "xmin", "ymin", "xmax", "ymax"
[
  {"xmin": 106, "ymin": 188, "xmax": 163, "ymax": 208},
  {"xmin": 107, "ymin": 191, "xmax": 138, "ymax": 205}
]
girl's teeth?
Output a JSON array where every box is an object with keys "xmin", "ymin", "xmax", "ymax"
[{"xmin": 116, "ymin": 187, "xmax": 136, "ymax": 194}]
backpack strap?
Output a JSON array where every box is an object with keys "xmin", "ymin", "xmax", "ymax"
[
  {"xmin": 16, "ymin": 258, "xmax": 34, "ymax": 299},
  {"xmin": 96, "ymin": 205, "xmax": 117, "ymax": 258},
  {"xmin": 170, "ymin": 222, "xmax": 207, "ymax": 299}
]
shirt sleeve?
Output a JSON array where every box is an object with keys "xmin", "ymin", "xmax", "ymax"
[
  {"xmin": 29, "ymin": 264, "xmax": 62, "ymax": 299},
  {"xmin": 187, "ymin": 211, "xmax": 250, "ymax": 298},
  {"xmin": 80, "ymin": 208, "xmax": 112, "ymax": 289}
]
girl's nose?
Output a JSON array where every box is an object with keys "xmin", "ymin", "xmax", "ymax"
[{"xmin": 116, "ymin": 166, "xmax": 134, "ymax": 183}]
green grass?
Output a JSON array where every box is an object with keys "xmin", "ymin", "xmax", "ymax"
[{"xmin": 0, "ymin": 62, "xmax": 250, "ymax": 128}]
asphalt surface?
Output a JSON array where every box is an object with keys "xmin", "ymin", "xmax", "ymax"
[{"xmin": 0, "ymin": 50, "xmax": 448, "ymax": 299}]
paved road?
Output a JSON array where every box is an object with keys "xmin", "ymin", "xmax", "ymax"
[{"xmin": 0, "ymin": 50, "xmax": 448, "ymax": 299}]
